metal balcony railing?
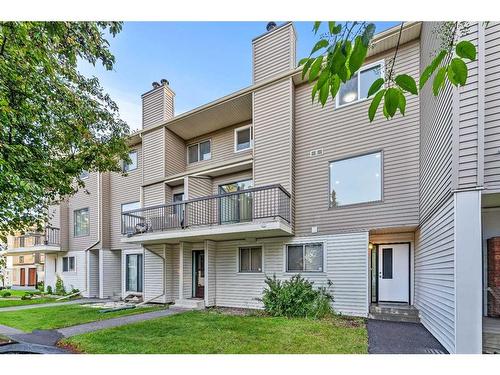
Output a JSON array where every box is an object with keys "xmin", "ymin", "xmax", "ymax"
[
  {"xmin": 122, "ymin": 184, "xmax": 291, "ymax": 236},
  {"xmin": 13, "ymin": 227, "xmax": 60, "ymax": 248}
]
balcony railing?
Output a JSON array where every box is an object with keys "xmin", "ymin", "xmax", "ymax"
[
  {"xmin": 122, "ymin": 184, "xmax": 291, "ymax": 236},
  {"xmin": 13, "ymin": 227, "xmax": 60, "ymax": 248}
]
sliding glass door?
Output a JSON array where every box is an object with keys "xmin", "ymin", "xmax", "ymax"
[
  {"xmin": 126, "ymin": 253, "xmax": 143, "ymax": 293},
  {"xmin": 219, "ymin": 179, "xmax": 253, "ymax": 224}
]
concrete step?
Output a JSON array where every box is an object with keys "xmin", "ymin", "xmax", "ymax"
[
  {"xmin": 174, "ymin": 298, "xmax": 205, "ymax": 310},
  {"xmin": 369, "ymin": 305, "xmax": 419, "ymax": 316},
  {"xmin": 368, "ymin": 312, "xmax": 421, "ymax": 323}
]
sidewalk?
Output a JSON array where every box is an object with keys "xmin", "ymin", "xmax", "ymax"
[{"xmin": 0, "ymin": 298, "xmax": 106, "ymax": 312}]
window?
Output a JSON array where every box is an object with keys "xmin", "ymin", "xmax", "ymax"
[
  {"xmin": 172, "ymin": 193, "xmax": 184, "ymax": 216},
  {"xmin": 234, "ymin": 125, "xmax": 253, "ymax": 152},
  {"xmin": 79, "ymin": 170, "xmax": 89, "ymax": 180},
  {"xmin": 218, "ymin": 180, "xmax": 253, "ymax": 223},
  {"xmin": 19, "ymin": 256, "xmax": 24, "ymax": 263},
  {"xmin": 188, "ymin": 140, "xmax": 211, "ymax": 164},
  {"xmin": 73, "ymin": 208, "xmax": 89, "ymax": 237},
  {"xmin": 121, "ymin": 201, "xmax": 141, "ymax": 234},
  {"xmin": 123, "ymin": 150, "xmax": 138, "ymax": 172},
  {"xmin": 337, "ymin": 62, "xmax": 383, "ymax": 107},
  {"xmin": 126, "ymin": 253, "xmax": 143, "ymax": 292},
  {"xmin": 62, "ymin": 256, "xmax": 76, "ymax": 272},
  {"xmin": 382, "ymin": 248, "xmax": 393, "ymax": 279},
  {"xmin": 329, "ymin": 151, "xmax": 382, "ymax": 207},
  {"xmin": 239, "ymin": 247, "xmax": 262, "ymax": 272},
  {"xmin": 286, "ymin": 243, "xmax": 324, "ymax": 272}
]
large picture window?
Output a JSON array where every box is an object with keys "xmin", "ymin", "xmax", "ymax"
[
  {"xmin": 329, "ymin": 151, "xmax": 382, "ymax": 207},
  {"xmin": 286, "ymin": 243, "xmax": 324, "ymax": 272},
  {"xmin": 126, "ymin": 253, "xmax": 143, "ymax": 293},
  {"xmin": 73, "ymin": 208, "xmax": 89, "ymax": 237},
  {"xmin": 239, "ymin": 247, "xmax": 262, "ymax": 272},
  {"xmin": 337, "ymin": 62, "xmax": 383, "ymax": 107}
]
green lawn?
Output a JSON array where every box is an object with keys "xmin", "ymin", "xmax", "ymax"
[
  {"xmin": 0, "ymin": 297, "xmax": 58, "ymax": 308},
  {"xmin": 0, "ymin": 304, "xmax": 164, "ymax": 332},
  {"xmin": 1, "ymin": 289, "xmax": 40, "ymax": 297},
  {"xmin": 61, "ymin": 310, "xmax": 367, "ymax": 354}
]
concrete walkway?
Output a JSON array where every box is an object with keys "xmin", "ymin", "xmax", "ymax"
[
  {"xmin": 0, "ymin": 324, "xmax": 23, "ymax": 336},
  {"xmin": 0, "ymin": 298, "xmax": 106, "ymax": 312},
  {"xmin": 367, "ymin": 319, "xmax": 448, "ymax": 354}
]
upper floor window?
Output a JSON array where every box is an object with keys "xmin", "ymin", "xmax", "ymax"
[
  {"xmin": 79, "ymin": 170, "xmax": 89, "ymax": 180},
  {"xmin": 74, "ymin": 208, "xmax": 89, "ymax": 237},
  {"xmin": 329, "ymin": 151, "xmax": 382, "ymax": 207},
  {"xmin": 239, "ymin": 246, "xmax": 262, "ymax": 273},
  {"xmin": 62, "ymin": 256, "xmax": 76, "ymax": 272},
  {"xmin": 286, "ymin": 243, "xmax": 324, "ymax": 272},
  {"xmin": 123, "ymin": 150, "xmax": 138, "ymax": 172},
  {"xmin": 337, "ymin": 62, "xmax": 383, "ymax": 107},
  {"xmin": 188, "ymin": 140, "xmax": 211, "ymax": 164},
  {"xmin": 234, "ymin": 125, "xmax": 253, "ymax": 152}
]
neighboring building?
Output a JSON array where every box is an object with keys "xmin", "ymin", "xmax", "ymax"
[
  {"xmin": 8, "ymin": 253, "xmax": 44, "ymax": 289},
  {"xmin": 5, "ymin": 21, "xmax": 500, "ymax": 353}
]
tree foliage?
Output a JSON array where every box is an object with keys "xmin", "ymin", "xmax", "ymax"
[
  {"xmin": 0, "ymin": 22, "xmax": 130, "ymax": 240},
  {"xmin": 300, "ymin": 21, "xmax": 477, "ymax": 122}
]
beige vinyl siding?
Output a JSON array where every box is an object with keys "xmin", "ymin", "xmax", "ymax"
[
  {"xmin": 88, "ymin": 249, "xmax": 99, "ymax": 298},
  {"xmin": 457, "ymin": 23, "xmax": 480, "ymax": 188},
  {"xmin": 252, "ymin": 23, "xmax": 296, "ymax": 83},
  {"xmin": 165, "ymin": 129, "xmax": 186, "ymax": 177},
  {"xmin": 186, "ymin": 176, "xmax": 212, "ymax": 199},
  {"xmin": 142, "ymin": 129, "xmax": 165, "ymax": 183},
  {"xmin": 48, "ymin": 205, "xmax": 60, "ymax": 228},
  {"xmin": 185, "ymin": 122, "xmax": 252, "ymax": 172},
  {"xmin": 100, "ymin": 173, "xmax": 111, "ymax": 249},
  {"xmin": 205, "ymin": 240, "xmax": 216, "ymax": 306},
  {"xmin": 144, "ymin": 245, "xmax": 166, "ymax": 303},
  {"xmin": 101, "ymin": 249, "xmax": 121, "ymax": 298},
  {"xmin": 485, "ymin": 22, "xmax": 500, "ymax": 188},
  {"xmin": 294, "ymin": 42, "xmax": 420, "ymax": 236},
  {"xmin": 215, "ymin": 233, "xmax": 368, "ymax": 315},
  {"xmin": 166, "ymin": 244, "xmax": 179, "ymax": 302},
  {"xmin": 419, "ymin": 23, "xmax": 454, "ymax": 221},
  {"xmin": 181, "ymin": 242, "xmax": 193, "ymax": 298},
  {"xmin": 142, "ymin": 85, "xmax": 174, "ymax": 129},
  {"xmin": 414, "ymin": 196, "xmax": 455, "ymax": 354},
  {"xmin": 253, "ymin": 79, "xmax": 293, "ymax": 192},
  {"xmin": 143, "ymin": 183, "xmax": 165, "ymax": 207},
  {"xmin": 109, "ymin": 144, "xmax": 142, "ymax": 250},
  {"xmin": 58, "ymin": 200, "xmax": 69, "ymax": 251}
]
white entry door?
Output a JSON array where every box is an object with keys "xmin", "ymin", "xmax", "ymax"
[{"xmin": 378, "ymin": 244, "xmax": 409, "ymax": 303}]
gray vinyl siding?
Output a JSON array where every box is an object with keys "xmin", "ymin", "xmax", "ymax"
[
  {"xmin": 143, "ymin": 183, "xmax": 165, "ymax": 207},
  {"xmin": 142, "ymin": 129, "xmax": 165, "ymax": 183},
  {"xmin": 165, "ymin": 129, "xmax": 186, "ymax": 177},
  {"xmin": 100, "ymin": 173, "xmax": 111, "ymax": 249},
  {"xmin": 142, "ymin": 85, "xmax": 174, "ymax": 129},
  {"xmin": 252, "ymin": 23, "xmax": 296, "ymax": 83},
  {"xmin": 109, "ymin": 144, "xmax": 142, "ymax": 250},
  {"xmin": 185, "ymin": 122, "xmax": 252, "ymax": 172},
  {"xmin": 57, "ymin": 250, "xmax": 87, "ymax": 293},
  {"xmin": 419, "ymin": 23, "xmax": 454, "ymax": 221},
  {"xmin": 253, "ymin": 79, "xmax": 293, "ymax": 192},
  {"xmin": 144, "ymin": 245, "xmax": 166, "ymax": 303},
  {"xmin": 101, "ymin": 249, "xmax": 121, "ymax": 298},
  {"xmin": 215, "ymin": 233, "xmax": 368, "ymax": 316},
  {"xmin": 181, "ymin": 242, "xmax": 193, "ymax": 298},
  {"xmin": 414, "ymin": 196, "xmax": 455, "ymax": 354},
  {"xmin": 88, "ymin": 249, "xmax": 99, "ymax": 298},
  {"xmin": 166, "ymin": 244, "xmax": 179, "ymax": 302},
  {"xmin": 485, "ymin": 22, "xmax": 500, "ymax": 188},
  {"xmin": 294, "ymin": 41, "xmax": 420, "ymax": 236},
  {"xmin": 206, "ymin": 240, "xmax": 216, "ymax": 306}
]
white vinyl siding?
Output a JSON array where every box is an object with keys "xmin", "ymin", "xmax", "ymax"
[{"xmin": 144, "ymin": 246, "xmax": 166, "ymax": 303}]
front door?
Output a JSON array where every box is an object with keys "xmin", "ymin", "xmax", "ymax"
[
  {"xmin": 19, "ymin": 268, "xmax": 25, "ymax": 286},
  {"xmin": 28, "ymin": 268, "xmax": 37, "ymax": 286},
  {"xmin": 192, "ymin": 250, "xmax": 205, "ymax": 298},
  {"xmin": 378, "ymin": 244, "xmax": 410, "ymax": 303}
]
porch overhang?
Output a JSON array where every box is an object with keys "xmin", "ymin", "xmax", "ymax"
[
  {"xmin": 121, "ymin": 219, "xmax": 293, "ymax": 245},
  {"xmin": 4, "ymin": 244, "xmax": 62, "ymax": 256}
]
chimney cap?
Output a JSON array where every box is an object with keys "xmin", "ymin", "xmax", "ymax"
[
  {"xmin": 160, "ymin": 78, "xmax": 169, "ymax": 86},
  {"xmin": 152, "ymin": 81, "xmax": 160, "ymax": 89},
  {"xmin": 266, "ymin": 22, "xmax": 277, "ymax": 32}
]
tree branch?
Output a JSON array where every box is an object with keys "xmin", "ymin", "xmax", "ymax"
[{"xmin": 387, "ymin": 22, "xmax": 404, "ymax": 85}]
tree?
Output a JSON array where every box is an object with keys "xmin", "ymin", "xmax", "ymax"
[
  {"xmin": 300, "ymin": 22, "xmax": 477, "ymax": 121},
  {"xmin": 0, "ymin": 22, "xmax": 130, "ymax": 240},
  {"xmin": 0, "ymin": 246, "xmax": 6, "ymax": 288}
]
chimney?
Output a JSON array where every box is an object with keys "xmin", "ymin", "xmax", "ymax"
[
  {"xmin": 252, "ymin": 22, "xmax": 296, "ymax": 84},
  {"xmin": 141, "ymin": 78, "xmax": 175, "ymax": 129}
]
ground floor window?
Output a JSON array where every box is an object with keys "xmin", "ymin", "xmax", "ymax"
[
  {"xmin": 239, "ymin": 246, "xmax": 262, "ymax": 272},
  {"xmin": 62, "ymin": 256, "xmax": 76, "ymax": 272},
  {"xmin": 286, "ymin": 243, "xmax": 324, "ymax": 272},
  {"xmin": 126, "ymin": 253, "xmax": 143, "ymax": 293}
]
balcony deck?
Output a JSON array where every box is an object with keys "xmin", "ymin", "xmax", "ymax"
[
  {"xmin": 6, "ymin": 227, "xmax": 62, "ymax": 255},
  {"xmin": 121, "ymin": 184, "xmax": 292, "ymax": 244}
]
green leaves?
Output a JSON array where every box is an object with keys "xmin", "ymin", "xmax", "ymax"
[
  {"xmin": 312, "ymin": 22, "xmax": 321, "ymax": 34},
  {"xmin": 349, "ymin": 37, "xmax": 368, "ymax": 75},
  {"xmin": 369, "ymin": 89, "xmax": 385, "ymax": 122},
  {"xmin": 384, "ymin": 88, "xmax": 400, "ymax": 117},
  {"xmin": 433, "ymin": 67, "xmax": 447, "ymax": 95},
  {"xmin": 367, "ymin": 78, "xmax": 385, "ymax": 98},
  {"xmin": 448, "ymin": 58, "xmax": 468, "ymax": 86},
  {"xmin": 394, "ymin": 74, "xmax": 418, "ymax": 95},
  {"xmin": 456, "ymin": 40, "xmax": 476, "ymax": 60},
  {"xmin": 420, "ymin": 50, "xmax": 447, "ymax": 89},
  {"xmin": 310, "ymin": 39, "xmax": 329, "ymax": 56},
  {"xmin": 308, "ymin": 55, "xmax": 324, "ymax": 82}
]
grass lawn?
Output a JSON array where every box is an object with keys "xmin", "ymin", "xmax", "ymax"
[
  {"xmin": 0, "ymin": 297, "xmax": 58, "ymax": 308},
  {"xmin": 0, "ymin": 304, "xmax": 164, "ymax": 332},
  {"xmin": 61, "ymin": 310, "xmax": 367, "ymax": 354}
]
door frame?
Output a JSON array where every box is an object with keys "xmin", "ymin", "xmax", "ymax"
[
  {"xmin": 371, "ymin": 242, "xmax": 411, "ymax": 304},
  {"xmin": 28, "ymin": 268, "xmax": 37, "ymax": 286},
  {"xmin": 192, "ymin": 250, "xmax": 205, "ymax": 298}
]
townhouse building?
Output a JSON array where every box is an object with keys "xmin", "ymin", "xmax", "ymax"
[{"xmin": 5, "ymin": 21, "xmax": 500, "ymax": 354}]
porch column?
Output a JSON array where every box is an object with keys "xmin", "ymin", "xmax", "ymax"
[{"xmin": 454, "ymin": 189, "xmax": 482, "ymax": 353}]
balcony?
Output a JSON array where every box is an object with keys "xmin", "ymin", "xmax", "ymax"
[
  {"xmin": 7, "ymin": 227, "xmax": 62, "ymax": 255},
  {"xmin": 121, "ymin": 184, "xmax": 292, "ymax": 244}
]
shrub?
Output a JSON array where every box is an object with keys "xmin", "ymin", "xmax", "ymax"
[
  {"xmin": 37, "ymin": 281, "xmax": 45, "ymax": 292},
  {"xmin": 1, "ymin": 291, "xmax": 11, "ymax": 298},
  {"xmin": 46, "ymin": 285, "xmax": 53, "ymax": 295},
  {"xmin": 21, "ymin": 292, "xmax": 33, "ymax": 300},
  {"xmin": 260, "ymin": 274, "xmax": 334, "ymax": 319},
  {"xmin": 69, "ymin": 288, "xmax": 80, "ymax": 295},
  {"xmin": 55, "ymin": 275, "xmax": 65, "ymax": 295}
]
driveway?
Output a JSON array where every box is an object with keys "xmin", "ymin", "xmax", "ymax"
[{"xmin": 367, "ymin": 319, "xmax": 448, "ymax": 354}]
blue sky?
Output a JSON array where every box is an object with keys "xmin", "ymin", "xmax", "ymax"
[{"xmin": 80, "ymin": 21, "xmax": 399, "ymax": 130}]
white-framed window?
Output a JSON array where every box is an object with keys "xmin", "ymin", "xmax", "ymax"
[
  {"xmin": 238, "ymin": 246, "xmax": 262, "ymax": 273},
  {"xmin": 123, "ymin": 150, "xmax": 138, "ymax": 172},
  {"xmin": 234, "ymin": 125, "xmax": 253, "ymax": 152},
  {"xmin": 73, "ymin": 208, "xmax": 89, "ymax": 237},
  {"xmin": 286, "ymin": 243, "xmax": 324, "ymax": 272},
  {"xmin": 62, "ymin": 256, "xmax": 76, "ymax": 272},
  {"xmin": 187, "ymin": 140, "xmax": 211, "ymax": 164},
  {"xmin": 329, "ymin": 151, "xmax": 382, "ymax": 207},
  {"xmin": 121, "ymin": 201, "xmax": 141, "ymax": 234},
  {"xmin": 337, "ymin": 61, "xmax": 384, "ymax": 107},
  {"xmin": 79, "ymin": 170, "xmax": 89, "ymax": 180}
]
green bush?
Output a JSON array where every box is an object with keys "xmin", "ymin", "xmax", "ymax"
[
  {"xmin": 46, "ymin": 285, "xmax": 53, "ymax": 294},
  {"xmin": 260, "ymin": 274, "xmax": 334, "ymax": 319},
  {"xmin": 55, "ymin": 275, "xmax": 65, "ymax": 295},
  {"xmin": 21, "ymin": 292, "xmax": 33, "ymax": 300},
  {"xmin": 37, "ymin": 281, "xmax": 44, "ymax": 292},
  {"xmin": 1, "ymin": 291, "xmax": 11, "ymax": 298},
  {"xmin": 69, "ymin": 288, "xmax": 80, "ymax": 296}
]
